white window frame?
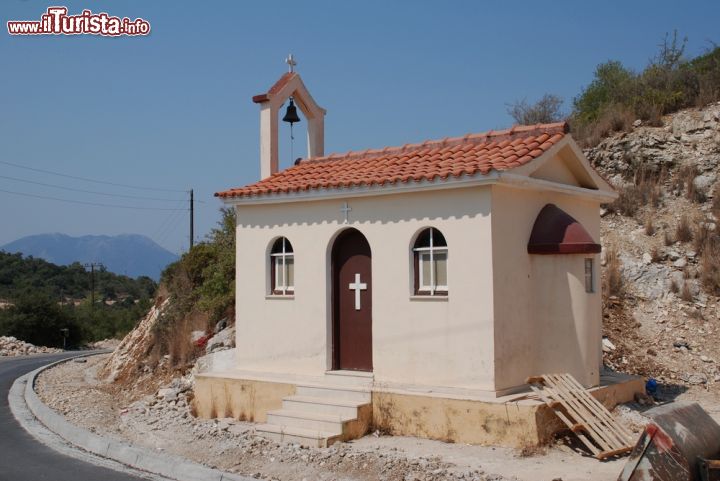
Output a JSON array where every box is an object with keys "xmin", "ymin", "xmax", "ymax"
[
  {"xmin": 584, "ymin": 258, "xmax": 594, "ymax": 293},
  {"xmin": 414, "ymin": 228, "xmax": 448, "ymax": 296},
  {"xmin": 270, "ymin": 238, "xmax": 294, "ymax": 295}
]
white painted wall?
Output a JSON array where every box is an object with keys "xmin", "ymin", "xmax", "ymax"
[
  {"xmin": 233, "ymin": 187, "xmax": 497, "ymax": 390},
  {"xmin": 490, "ymin": 184, "xmax": 602, "ymax": 391},
  {"xmin": 231, "ymin": 174, "xmax": 604, "ymax": 393}
]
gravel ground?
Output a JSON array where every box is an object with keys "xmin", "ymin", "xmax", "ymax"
[{"xmin": 32, "ymin": 354, "xmax": 649, "ymax": 481}]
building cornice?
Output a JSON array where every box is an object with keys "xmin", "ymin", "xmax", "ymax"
[{"xmin": 220, "ymin": 170, "xmax": 616, "ymax": 207}]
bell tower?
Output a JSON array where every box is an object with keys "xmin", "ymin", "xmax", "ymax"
[{"xmin": 252, "ymin": 55, "xmax": 326, "ymax": 179}]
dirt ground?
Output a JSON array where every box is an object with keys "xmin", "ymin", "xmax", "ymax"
[{"xmin": 32, "ymin": 354, "xmax": 688, "ymax": 481}]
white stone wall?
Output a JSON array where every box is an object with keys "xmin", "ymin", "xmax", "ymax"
[
  {"xmin": 490, "ymin": 184, "xmax": 602, "ymax": 391},
  {"xmin": 230, "ymin": 177, "xmax": 604, "ymax": 394},
  {"xmin": 233, "ymin": 187, "xmax": 497, "ymax": 391}
]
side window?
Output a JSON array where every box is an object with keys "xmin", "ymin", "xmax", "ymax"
[
  {"xmin": 270, "ymin": 237, "xmax": 294, "ymax": 295},
  {"xmin": 413, "ymin": 228, "xmax": 448, "ymax": 296},
  {"xmin": 584, "ymin": 258, "xmax": 594, "ymax": 293}
]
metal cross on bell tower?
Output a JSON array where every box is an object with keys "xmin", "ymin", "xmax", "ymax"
[{"xmin": 285, "ymin": 54, "xmax": 296, "ymax": 73}]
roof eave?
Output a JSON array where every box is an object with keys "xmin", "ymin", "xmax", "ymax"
[
  {"xmin": 217, "ymin": 169, "xmax": 616, "ymax": 206},
  {"xmin": 497, "ymin": 173, "xmax": 618, "ymax": 202}
]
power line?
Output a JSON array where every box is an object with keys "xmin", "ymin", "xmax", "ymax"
[
  {"xmin": 0, "ymin": 174, "xmax": 186, "ymax": 202},
  {"xmin": 155, "ymin": 207, "xmax": 187, "ymax": 250},
  {"xmin": 0, "ymin": 159, "xmax": 187, "ymax": 193},
  {"xmin": 0, "ymin": 187, "xmax": 188, "ymax": 211},
  {"xmin": 152, "ymin": 199, "xmax": 187, "ymax": 241}
]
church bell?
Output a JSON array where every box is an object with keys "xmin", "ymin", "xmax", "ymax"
[{"xmin": 282, "ymin": 98, "xmax": 301, "ymax": 124}]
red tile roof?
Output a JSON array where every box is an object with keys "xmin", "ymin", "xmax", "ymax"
[
  {"xmin": 252, "ymin": 72, "xmax": 297, "ymax": 103},
  {"xmin": 216, "ymin": 122, "xmax": 569, "ymax": 199}
]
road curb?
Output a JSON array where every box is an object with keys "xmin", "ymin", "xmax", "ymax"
[{"xmin": 17, "ymin": 353, "xmax": 252, "ymax": 481}]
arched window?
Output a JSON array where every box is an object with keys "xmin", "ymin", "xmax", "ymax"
[
  {"xmin": 413, "ymin": 228, "xmax": 448, "ymax": 295},
  {"xmin": 270, "ymin": 237, "xmax": 294, "ymax": 295}
]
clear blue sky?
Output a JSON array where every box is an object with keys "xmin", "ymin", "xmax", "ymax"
[{"xmin": 1, "ymin": 1, "xmax": 718, "ymax": 255}]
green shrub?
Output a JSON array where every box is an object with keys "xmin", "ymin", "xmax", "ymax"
[
  {"xmin": 152, "ymin": 208, "xmax": 236, "ymax": 366},
  {"xmin": 571, "ymin": 32, "xmax": 720, "ymax": 146}
]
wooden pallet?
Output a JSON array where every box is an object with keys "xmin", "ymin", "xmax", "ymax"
[{"xmin": 526, "ymin": 373, "xmax": 634, "ymax": 460}]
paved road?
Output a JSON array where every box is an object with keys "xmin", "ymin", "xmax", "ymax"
[{"xmin": 0, "ymin": 352, "xmax": 148, "ymax": 481}]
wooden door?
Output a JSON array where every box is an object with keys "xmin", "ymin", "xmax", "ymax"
[{"xmin": 332, "ymin": 229, "xmax": 372, "ymax": 371}]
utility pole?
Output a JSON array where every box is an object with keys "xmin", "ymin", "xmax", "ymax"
[
  {"xmin": 83, "ymin": 262, "xmax": 104, "ymax": 311},
  {"xmin": 190, "ymin": 189, "xmax": 194, "ymax": 250}
]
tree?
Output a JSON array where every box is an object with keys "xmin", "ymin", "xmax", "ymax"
[
  {"xmin": 572, "ymin": 61, "xmax": 637, "ymax": 124},
  {"xmin": 196, "ymin": 207, "xmax": 236, "ymax": 322},
  {"xmin": 0, "ymin": 293, "xmax": 81, "ymax": 347},
  {"xmin": 507, "ymin": 94, "xmax": 564, "ymax": 125},
  {"xmin": 652, "ymin": 30, "xmax": 687, "ymax": 70}
]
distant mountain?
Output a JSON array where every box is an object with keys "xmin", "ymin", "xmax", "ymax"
[{"xmin": 1, "ymin": 234, "xmax": 178, "ymax": 280}]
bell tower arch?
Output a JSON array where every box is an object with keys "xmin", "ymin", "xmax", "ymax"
[{"xmin": 252, "ymin": 56, "xmax": 326, "ymax": 179}]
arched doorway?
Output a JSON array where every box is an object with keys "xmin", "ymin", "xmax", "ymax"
[{"xmin": 331, "ymin": 228, "xmax": 372, "ymax": 371}]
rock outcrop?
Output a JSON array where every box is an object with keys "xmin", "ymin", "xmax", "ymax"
[
  {"xmin": 0, "ymin": 336, "xmax": 61, "ymax": 356},
  {"xmin": 587, "ymin": 103, "xmax": 720, "ymax": 184},
  {"xmin": 100, "ymin": 299, "xmax": 169, "ymax": 382},
  {"xmin": 587, "ymin": 102, "xmax": 720, "ymax": 387}
]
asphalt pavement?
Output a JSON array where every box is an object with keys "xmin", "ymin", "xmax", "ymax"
[{"xmin": 0, "ymin": 352, "xmax": 149, "ymax": 481}]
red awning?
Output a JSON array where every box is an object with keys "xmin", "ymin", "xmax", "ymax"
[{"xmin": 527, "ymin": 204, "xmax": 600, "ymax": 255}]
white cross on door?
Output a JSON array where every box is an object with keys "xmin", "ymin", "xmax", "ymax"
[{"xmin": 348, "ymin": 273, "xmax": 367, "ymax": 311}]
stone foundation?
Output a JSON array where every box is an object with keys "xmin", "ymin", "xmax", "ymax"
[
  {"xmin": 194, "ymin": 374, "xmax": 295, "ymax": 422},
  {"xmin": 193, "ymin": 371, "xmax": 643, "ymax": 447}
]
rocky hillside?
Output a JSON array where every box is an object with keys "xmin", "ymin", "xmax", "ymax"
[{"xmin": 587, "ymin": 102, "xmax": 720, "ymax": 392}]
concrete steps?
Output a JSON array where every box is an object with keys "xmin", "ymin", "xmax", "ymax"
[
  {"xmin": 295, "ymin": 384, "xmax": 371, "ymax": 403},
  {"xmin": 282, "ymin": 395, "xmax": 365, "ymax": 418},
  {"xmin": 257, "ymin": 378, "xmax": 372, "ymax": 447},
  {"xmin": 254, "ymin": 423, "xmax": 341, "ymax": 448}
]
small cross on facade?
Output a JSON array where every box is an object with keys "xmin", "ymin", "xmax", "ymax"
[
  {"xmin": 340, "ymin": 202, "xmax": 352, "ymax": 224},
  {"xmin": 285, "ymin": 54, "xmax": 296, "ymax": 73},
  {"xmin": 348, "ymin": 273, "xmax": 367, "ymax": 311}
]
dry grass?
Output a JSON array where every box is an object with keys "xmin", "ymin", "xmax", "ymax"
[
  {"xmin": 644, "ymin": 217, "xmax": 655, "ymax": 236},
  {"xmin": 670, "ymin": 279, "xmax": 680, "ymax": 294},
  {"xmin": 650, "ymin": 246, "xmax": 662, "ymax": 262},
  {"xmin": 680, "ymin": 283, "xmax": 694, "ymax": 302},
  {"xmin": 608, "ymin": 186, "xmax": 641, "ymax": 217},
  {"xmin": 673, "ymin": 164, "xmax": 691, "ymax": 192},
  {"xmin": 166, "ymin": 318, "xmax": 195, "ymax": 368},
  {"xmin": 675, "ymin": 216, "xmax": 693, "ymax": 243},
  {"xmin": 603, "ymin": 246, "xmax": 624, "ymax": 299},
  {"xmin": 676, "ymin": 163, "xmax": 706, "ymax": 203},
  {"xmin": 694, "ymin": 224, "xmax": 711, "ymax": 254},
  {"xmin": 664, "ymin": 229, "xmax": 674, "ymax": 246},
  {"xmin": 607, "ymin": 169, "xmax": 662, "ymax": 218},
  {"xmin": 575, "ymin": 104, "xmax": 635, "ymax": 147},
  {"xmin": 149, "ymin": 309, "xmax": 208, "ymax": 371},
  {"xmin": 700, "ymin": 234, "xmax": 720, "ymax": 295}
]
